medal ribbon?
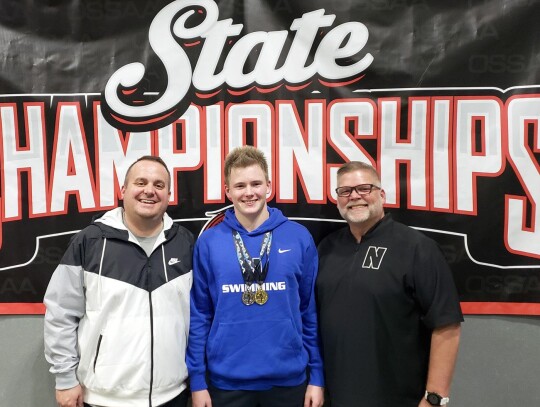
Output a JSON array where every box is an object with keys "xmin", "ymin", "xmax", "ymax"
[{"xmin": 232, "ymin": 231, "xmax": 272, "ymax": 287}]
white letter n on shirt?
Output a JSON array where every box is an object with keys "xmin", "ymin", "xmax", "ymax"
[{"xmin": 362, "ymin": 246, "xmax": 387, "ymax": 269}]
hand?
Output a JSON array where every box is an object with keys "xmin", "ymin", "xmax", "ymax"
[
  {"xmin": 419, "ymin": 397, "xmax": 431, "ymax": 407},
  {"xmin": 191, "ymin": 389, "xmax": 212, "ymax": 407},
  {"xmin": 56, "ymin": 385, "xmax": 83, "ymax": 407},
  {"xmin": 304, "ymin": 384, "xmax": 324, "ymax": 407}
]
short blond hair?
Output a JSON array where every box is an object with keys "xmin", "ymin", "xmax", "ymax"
[{"xmin": 224, "ymin": 146, "xmax": 269, "ymax": 185}]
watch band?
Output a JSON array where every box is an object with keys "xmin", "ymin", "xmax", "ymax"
[{"xmin": 424, "ymin": 391, "xmax": 450, "ymax": 406}]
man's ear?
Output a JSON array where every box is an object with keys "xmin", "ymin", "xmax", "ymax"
[{"xmin": 380, "ymin": 188, "xmax": 386, "ymax": 203}]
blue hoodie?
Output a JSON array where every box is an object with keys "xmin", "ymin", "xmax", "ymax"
[{"xmin": 187, "ymin": 207, "xmax": 324, "ymax": 391}]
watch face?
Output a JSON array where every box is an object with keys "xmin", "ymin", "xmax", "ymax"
[{"xmin": 427, "ymin": 393, "xmax": 442, "ymax": 405}]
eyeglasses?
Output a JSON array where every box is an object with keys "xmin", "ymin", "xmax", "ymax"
[{"xmin": 335, "ymin": 184, "xmax": 381, "ymax": 197}]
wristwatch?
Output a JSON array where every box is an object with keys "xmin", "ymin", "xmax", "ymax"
[{"xmin": 424, "ymin": 391, "xmax": 449, "ymax": 406}]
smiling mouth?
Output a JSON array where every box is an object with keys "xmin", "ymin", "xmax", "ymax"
[
  {"xmin": 348, "ymin": 203, "xmax": 367, "ymax": 209},
  {"xmin": 140, "ymin": 199, "xmax": 157, "ymax": 204}
]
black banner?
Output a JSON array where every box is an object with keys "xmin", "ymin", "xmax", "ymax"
[{"xmin": 0, "ymin": 0, "xmax": 539, "ymax": 314}]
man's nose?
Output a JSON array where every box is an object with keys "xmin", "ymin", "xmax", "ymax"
[{"xmin": 143, "ymin": 184, "xmax": 155, "ymax": 194}]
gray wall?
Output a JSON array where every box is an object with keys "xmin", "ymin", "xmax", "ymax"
[{"xmin": 1, "ymin": 314, "xmax": 539, "ymax": 406}]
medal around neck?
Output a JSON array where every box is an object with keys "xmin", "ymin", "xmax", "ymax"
[{"xmin": 232, "ymin": 230, "xmax": 272, "ymax": 306}]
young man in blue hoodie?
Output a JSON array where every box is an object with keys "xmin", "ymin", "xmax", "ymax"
[{"xmin": 187, "ymin": 146, "xmax": 324, "ymax": 407}]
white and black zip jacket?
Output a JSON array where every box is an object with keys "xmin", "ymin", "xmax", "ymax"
[{"xmin": 44, "ymin": 208, "xmax": 194, "ymax": 407}]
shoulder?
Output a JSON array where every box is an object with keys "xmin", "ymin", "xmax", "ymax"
[
  {"xmin": 59, "ymin": 224, "xmax": 105, "ymax": 264},
  {"xmin": 279, "ymin": 218, "xmax": 309, "ymax": 233},
  {"xmin": 69, "ymin": 224, "xmax": 103, "ymax": 244},
  {"xmin": 318, "ymin": 226, "xmax": 349, "ymax": 249},
  {"xmin": 275, "ymin": 219, "xmax": 315, "ymax": 243},
  {"xmin": 382, "ymin": 218, "xmax": 445, "ymax": 263},
  {"xmin": 376, "ymin": 216, "xmax": 430, "ymax": 243},
  {"xmin": 171, "ymin": 223, "xmax": 195, "ymax": 244},
  {"xmin": 196, "ymin": 221, "xmax": 230, "ymax": 245}
]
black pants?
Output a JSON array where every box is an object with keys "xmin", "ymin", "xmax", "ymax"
[
  {"xmin": 83, "ymin": 389, "xmax": 188, "ymax": 407},
  {"xmin": 208, "ymin": 382, "xmax": 307, "ymax": 407},
  {"xmin": 160, "ymin": 390, "xmax": 189, "ymax": 407}
]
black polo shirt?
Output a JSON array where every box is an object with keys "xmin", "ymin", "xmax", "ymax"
[{"xmin": 316, "ymin": 214, "xmax": 463, "ymax": 407}]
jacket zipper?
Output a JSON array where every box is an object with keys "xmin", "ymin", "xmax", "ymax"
[
  {"xmin": 93, "ymin": 334, "xmax": 103, "ymax": 372},
  {"xmin": 148, "ymin": 266, "xmax": 155, "ymax": 407}
]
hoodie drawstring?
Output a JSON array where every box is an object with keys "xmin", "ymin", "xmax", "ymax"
[
  {"xmin": 161, "ymin": 246, "xmax": 169, "ymax": 282},
  {"xmin": 98, "ymin": 238, "xmax": 107, "ymax": 306}
]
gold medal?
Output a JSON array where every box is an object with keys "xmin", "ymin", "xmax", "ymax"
[
  {"xmin": 254, "ymin": 286, "xmax": 268, "ymax": 305},
  {"xmin": 242, "ymin": 289, "xmax": 255, "ymax": 305}
]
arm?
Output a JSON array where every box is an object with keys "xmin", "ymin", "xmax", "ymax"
[
  {"xmin": 44, "ymin": 240, "xmax": 86, "ymax": 392},
  {"xmin": 299, "ymin": 234, "xmax": 325, "ymax": 388},
  {"xmin": 419, "ymin": 323, "xmax": 461, "ymax": 406},
  {"xmin": 412, "ymin": 236, "xmax": 463, "ymax": 405},
  {"xmin": 186, "ymin": 240, "xmax": 214, "ymax": 392}
]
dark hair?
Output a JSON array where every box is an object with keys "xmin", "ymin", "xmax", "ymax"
[
  {"xmin": 224, "ymin": 146, "xmax": 269, "ymax": 185},
  {"xmin": 124, "ymin": 155, "xmax": 171, "ymax": 190}
]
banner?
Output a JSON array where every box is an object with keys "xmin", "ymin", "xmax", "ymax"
[{"xmin": 0, "ymin": 0, "xmax": 539, "ymax": 315}]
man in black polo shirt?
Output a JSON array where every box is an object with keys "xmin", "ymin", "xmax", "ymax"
[{"xmin": 316, "ymin": 161, "xmax": 463, "ymax": 407}]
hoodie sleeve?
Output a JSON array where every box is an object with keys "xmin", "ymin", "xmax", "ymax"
[
  {"xmin": 299, "ymin": 232, "xmax": 325, "ymax": 387},
  {"xmin": 186, "ymin": 237, "xmax": 214, "ymax": 391},
  {"xmin": 43, "ymin": 234, "xmax": 86, "ymax": 390}
]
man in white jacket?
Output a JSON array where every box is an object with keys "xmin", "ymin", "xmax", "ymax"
[{"xmin": 44, "ymin": 155, "xmax": 194, "ymax": 407}]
